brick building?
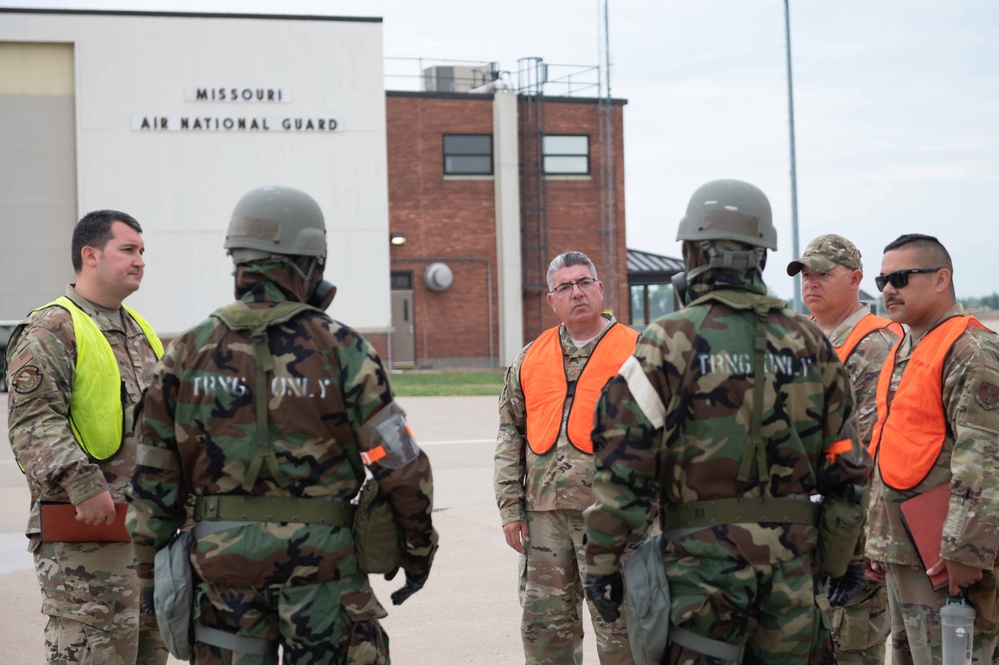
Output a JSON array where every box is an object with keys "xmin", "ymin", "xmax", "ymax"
[
  {"xmin": 385, "ymin": 76, "xmax": 628, "ymax": 368},
  {"xmin": 0, "ymin": 11, "xmax": 630, "ymax": 371}
]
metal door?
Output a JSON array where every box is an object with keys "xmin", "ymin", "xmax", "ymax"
[{"xmin": 391, "ymin": 290, "xmax": 416, "ymax": 368}]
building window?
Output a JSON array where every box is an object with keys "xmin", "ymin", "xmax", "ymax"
[
  {"xmin": 391, "ymin": 271, "xmax": 414, "ymax": 290},
  {"xmin": 630, "ymin": 283, "xmax": 674, "ymax": 326},
  {"xmin": 543, "ymin": 135, "xmax": 589, "ymax": 175},
  {"xmin": 443, "ymin": 134, "xmax": 493, "ymax": 175}
]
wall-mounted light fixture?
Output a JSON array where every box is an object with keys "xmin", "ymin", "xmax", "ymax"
[{"xmin": 389, "ymin": 233, "xmax": 407, "ymax": 246}]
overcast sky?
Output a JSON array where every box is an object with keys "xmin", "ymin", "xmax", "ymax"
[{"xmin": 6, "ymin": 0, "xmax": 998, "ymax": 301}]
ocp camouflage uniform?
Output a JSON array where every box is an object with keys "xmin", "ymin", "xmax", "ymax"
[
  {"xmin": 495, "ymin": 312, "xmax": 637, "ymax": 665},
  {"xmin": 584, "ymin": 262, "xmax": 871, "ymax": 665},
  {"xmin": 5, "ymin": 285, "xmax": 168, "ymax": 665},
  {"xmin": 867, "ymin": 304, "xmax": 999, "ymax": 665},
  {"xmin": 823, "ymin": 305, "xmax": 898, "ymax": 664},
  {"xmin": 126, "ymin": 262, "xmax": 437, "ymax": 665}
]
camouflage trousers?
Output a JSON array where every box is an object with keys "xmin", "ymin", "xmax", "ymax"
[
  {"xmin": 31, "ymin": 537, "xmax": 167, "ymax": 665},
  {"xmin": 825, "ymin": 578, "xmax": 889, "ymax": 665},
  {"xmin": 885, "ymin": 562, "xmax": 999, "ymax": 665},
  {"xmin": 192, "ymin": 575, "xmax": 390, "ymax": 665},
  {"xmin": 521, "ymin": 509, "xmax": 634, "ymax": 665},
  {"xmin": 664, "ymin": 550, "xmax": 833, "ymax": 665}
]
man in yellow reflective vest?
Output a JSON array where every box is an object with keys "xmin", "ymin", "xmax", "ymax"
[
  {"xmin": 5, "ymin": 210, "xmax": 167, "ymax": 664},
  {"xmin": 787, "ymin": 233, "xmax": 902, "ymax": 665},
  {"xmin": 866, "ymin": 233, "xmax": 999, "ymax": 665},
  {"xmin": 494, "ymin": 250, "xmax": 640, "ymax": 665}
]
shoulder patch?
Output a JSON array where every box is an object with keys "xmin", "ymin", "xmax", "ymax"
[
  {"xmin": 977, "ymin": 382, "xmax": 999, "ymax": 410},
  {"xmin": 11, "ymin": 365, "xmax": 43, "ymax": 394}
]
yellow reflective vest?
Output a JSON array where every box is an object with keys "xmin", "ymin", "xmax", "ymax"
[{"xmin": 35, "ymin": 296, "xmax": 164, "ymax": 461}]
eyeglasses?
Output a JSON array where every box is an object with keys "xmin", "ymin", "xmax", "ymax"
[
  {"xmin": 874, "ymin": 268, "xmax": 942, "ymax": 292},
  {"xmin": 551, "ymin": 277, "xmax": 597, "ymax": 297}
]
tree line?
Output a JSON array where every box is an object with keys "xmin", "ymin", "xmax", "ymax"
[{"xmin": 959, "ymin": 292, "xmax": 999, "ymax": 310}]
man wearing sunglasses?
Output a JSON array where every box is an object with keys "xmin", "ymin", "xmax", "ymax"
[
  {"xmin": 866, "ymin": 233, "xmax": 999, "ymax": 664},
  {"xmin": 494, "ymin": 250, "xmax": 640, "ymax": 665},
  {"xmin": 787, "ymin": 234, "xmax": 902, "ymax": 665}
]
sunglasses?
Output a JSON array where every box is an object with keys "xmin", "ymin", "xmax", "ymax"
[{"xmin": 875, "ymin": 268, "xmax": 942, "ymax": 292}]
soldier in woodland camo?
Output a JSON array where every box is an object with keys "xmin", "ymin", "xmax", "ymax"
[
  {"xmin": 583, "ymin": 180, "xmax": 871, "ymax": 664},
  {"xmin": 126, "ymin": 186, "xmax": 437, "ymax": 664}
]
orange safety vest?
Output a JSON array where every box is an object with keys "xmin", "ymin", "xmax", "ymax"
[
  {"xmin": 520, "ymin": 322, "xmax": 638, "ymax": 455},
  {"xmin": 834, "ymin": 313, "xmax": 903, "ymax": 364},
  {"xmin": 869, "ymin": 315, "xmax": 985, "ymax": 490}
]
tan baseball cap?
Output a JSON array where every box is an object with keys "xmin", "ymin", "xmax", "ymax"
[{"xmin": 786, "ymin": 233, "xmax": 862, "ymax": 276}]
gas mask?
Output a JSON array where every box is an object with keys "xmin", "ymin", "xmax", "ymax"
[
  {"xmin": 308, "ymin": 279, "xmax": 337, "ymax": 310},
  {"xmin": 671, "ymin": 271, "xmax": 690, "ymax": 309}
]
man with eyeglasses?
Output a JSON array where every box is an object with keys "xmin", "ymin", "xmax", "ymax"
[
  {"xmin": 787, "ymin": 234, "xmax": 902, "ymax": 665},
  {"xmin": 494, "ymin": 250, "xmax": 639, "ymax": 665},
  {"xmin": 866, "ymin": 233, "xmax": 999, "ymax": 664},
  {"xmin": 582, "ymin": 180, "xmax": 871, "ymax": 663}
]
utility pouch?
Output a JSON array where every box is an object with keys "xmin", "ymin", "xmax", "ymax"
[
  {"xmin": 624, "ymin": 534, "xmax": 671, "ymax": 665},
  {"xmin": 968, "ymin": 568, "xmax": 999, "ymax": 635},
  {"xmin": 815, "ymin": 494, "xmax": 865, "ymax": 578},
  {"xmin": 153, "ymin": 528, "xmax": 195, "ymax": 660},
  {"xmin": 352, "ymin": 475, "xmax": 402, "ymax": 575}
]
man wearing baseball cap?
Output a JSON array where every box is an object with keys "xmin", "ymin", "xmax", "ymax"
[{"xmin": 787, "ymin": 234, "xmax": 902, "ymax": 665}]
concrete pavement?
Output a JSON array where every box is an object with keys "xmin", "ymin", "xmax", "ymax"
[{"xmin": 0, "ymin": 394, "xmax": 604, "ymax": 664}]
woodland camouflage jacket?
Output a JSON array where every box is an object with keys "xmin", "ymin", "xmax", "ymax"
[
  {"xmin": 585, "ymin": 267, "xmax": 871, "ymax": 574},
  {"xmin": 126, "ymin": 262, "xmax": 436, "ymax": 593}
]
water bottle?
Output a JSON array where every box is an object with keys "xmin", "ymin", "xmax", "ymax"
[{"xmin": 940, "ymin": 593, "xmax": 975, "ymax": 665}]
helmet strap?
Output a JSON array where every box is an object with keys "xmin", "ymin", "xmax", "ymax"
[
  {"xmin": 687, "ymin": 241, "xmax": 765, "ymax": 280},
  {"xmin": 268, "ymin": 254, "xmax": 320, "ymax": 284}
]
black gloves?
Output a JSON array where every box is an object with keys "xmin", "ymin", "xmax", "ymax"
[
  {"xmin": 827, "ymin": 561, "xmax": 866, "ymax": 607},
  {"xmin": 140, "ymin": 591, "xmax": 156, "ymax": 618},
  {"xmin": 385, "ymin": 567, "xmax": 429, "ymax": 606},
  {"xmin": 583, "ymin": 572, "xmax": 623, "ymax": 623},
  {"xmin": 386, "ymin": 538, "xmax": 438, "ymax": 606}
]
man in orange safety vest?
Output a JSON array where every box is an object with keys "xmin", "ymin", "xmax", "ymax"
[{"xmin": 494, "ymin": 250, "xmax": 640, "ymax": 665}]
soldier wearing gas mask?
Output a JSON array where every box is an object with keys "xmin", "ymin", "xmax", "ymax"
[
  {"xmin": 583, "ymin": 179, "xmax": 871, "ymax": 664},
  {"xmin": 127, "ymin": 186, "xmax": 437, "ymax": 664}
]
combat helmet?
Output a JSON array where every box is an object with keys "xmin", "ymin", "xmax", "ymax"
[
  {"xmin": 225, "ymin": 186, "xmax": 326, "ymax": 264},
  {"xmin": 676, "ymin": 179, "xmax": 777, "ymax": 250},
  {"xmin": 675, "ymin": 179, "xmax": 777, "ymax": 285}
]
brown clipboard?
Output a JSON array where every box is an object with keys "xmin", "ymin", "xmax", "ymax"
[
  {"xmin": 39, "ymin": 501, "xmax": 131, "ymax": 542},
  {"xmin": 898, "ymin": 483, "xmax": 950, "ymax": 591}
]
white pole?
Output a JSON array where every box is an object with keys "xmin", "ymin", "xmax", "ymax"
[{"xmin": 784, "ymin": 0, "xmax": 803, "ymax": 314}]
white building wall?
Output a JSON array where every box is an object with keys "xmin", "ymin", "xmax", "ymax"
[{"xmin": 0, "ymin": 10, "xmax": 390, "ymax": 336}]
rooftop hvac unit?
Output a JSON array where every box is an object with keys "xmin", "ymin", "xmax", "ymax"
[{"xmin": 422, "ymin": 65, "xmax": 494, "ymax": 93}]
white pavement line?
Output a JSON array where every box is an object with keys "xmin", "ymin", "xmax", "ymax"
[{"xmin": 419, "ymin": 438, "xmax": 495, "ymax": 446}]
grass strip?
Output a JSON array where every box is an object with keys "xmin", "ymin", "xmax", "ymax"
[{"xmin": 390, "ymin": 369, "xmax": 505, "ymax": 397}]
